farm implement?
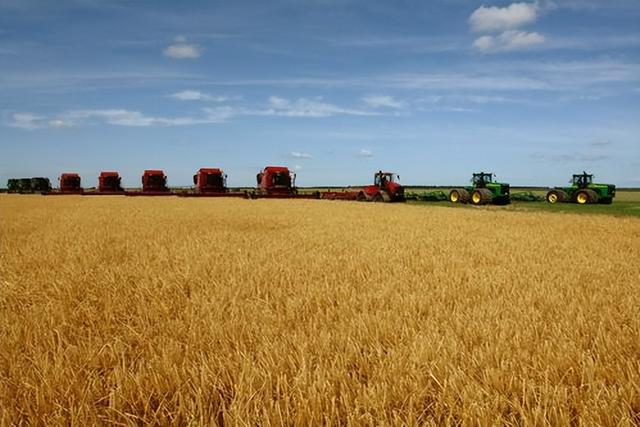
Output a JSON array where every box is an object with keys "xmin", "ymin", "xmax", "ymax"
[
  {"xmin": 179, "ymin": 168, "xmax": 246, "ymax": 198},
  {"xmin": 125, "ymin": 170, "xmax": 176, "ymax": 196},
  {"xmin": 248, "ymin": 166, "xmax": 317, "ymax": 199},
  {"xmin": 449, "ymin": 172, "xmax": 511, "ymax": 205},
  {"xmin": 7, "ymin": 177, "xmax": 51, "ymax": 194},
  {"xmin": 546, "ymin": 172, "xmax": 615, "ymax": 205},
  {"xmin": 44, "ymin": 173, "xmax": 84, "ymax": 195}
]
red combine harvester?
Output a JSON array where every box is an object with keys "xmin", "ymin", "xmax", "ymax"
[
  {"xmin": 250, "ymin": 166, "xmax": 317, "ymax": 199},
  {"xmin": 125, "ymin": 169, "xmax": 174, "ymax": 196},
  {"xmin": 320, "ymin": 171, "xmax": 404, "ymax": 202},
  {"xmin": 44, "ymin": 173, "xmax": 84, "ymax": 195},
  {"xmin": 179, "ymin": 168, "xmax": 246, "ymax": 198},
  {"xmin": 87, "ymin": 171, "xmax": 125, "ymax": 195}
]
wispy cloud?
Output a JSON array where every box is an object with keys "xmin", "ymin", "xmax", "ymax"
[
  {"xmin": 358, "ymin": 148, "xmax": 373, "ymax": 158},
  {"xmin": 290, "ymin": 151, "xmax": 312, "ymax": 159},
  {"xmin": 362, "ymin": 95, "xmax": 404, "ymax": 109},
  {"xmin": 163, "ymin": 35, "xmax": 201, "ymax": 59},
  {"xmin": 474, "ymin": 30, "xmax": 545, "ymax": 53},
  {"xmin": 264, "ymin": 96, "xmax": 377, "ymax": 118},
  {"xmin": 169, "ymin": 90, "xmax": 229, "ymax": 102}
]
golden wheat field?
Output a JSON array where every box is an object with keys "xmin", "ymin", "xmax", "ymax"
[{"xmin": 1, "ymin": 195, "xmax": 639, "ymax": 425}]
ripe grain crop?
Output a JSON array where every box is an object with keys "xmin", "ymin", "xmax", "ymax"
[{"xmin": 1, "ymin": 195, "xmax": 639, "ymax": 425}]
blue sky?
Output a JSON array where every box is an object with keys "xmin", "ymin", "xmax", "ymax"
[{"xmin": 1, "ymin": 0, "xmax": 639, "ymax": 188}]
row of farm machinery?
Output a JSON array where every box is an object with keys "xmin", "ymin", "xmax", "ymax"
[{"xmin": 6, "ymin": 168, "xmax": 616, "ymax": 205}]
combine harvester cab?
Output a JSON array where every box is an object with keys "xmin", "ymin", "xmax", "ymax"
[
  {"xmin": 126, "ymin": 170, "xmax": 174, "ymax": 196},
  {"xmin": 179, "ymin": 168, "xmax": 246, "ymax": 198},
  {"xmin": 84, "ymin": 171, "xmax": 126, "ymax": 195},
  {"xmin": 251, "ymin": 166, "xmax": 317, "ymax": 199},
  {"xmin": 546, "ymin": 172, "xmax": 615, "ymax": 205},
  {"xmin": 449, "ymin": 172, "xmax": 510, "ymax": 205},
  {"xmin": 45, "ymin": 173, "xmax": 83, "ymax": 195}
]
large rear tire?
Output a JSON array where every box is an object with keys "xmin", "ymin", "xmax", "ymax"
[
  {"xmin": 546, "ymin": 189, "xmax": 568, "ymax": 204},
  {"xmin": 449, "ymin": 188, "xmax": 469, "ymax": 204},
  {"xmin": 470, "ymin": 188, "xmax": 492, "ymax": 205},
  {"xmin": 575, "ymin": 189, "xmax": 598, "ymax": 204}
]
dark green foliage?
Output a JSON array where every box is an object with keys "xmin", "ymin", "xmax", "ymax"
[{"xmin": 511, "ymin": 192, "xmax": 545, "ymax": 202}]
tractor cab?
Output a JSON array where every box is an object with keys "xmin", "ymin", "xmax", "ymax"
[
  {"xmin": 472, "ymin": 172, "xmax": 494, "ymax": 188},
  {"xmin": 572, "ymin": 172, "xmax": 593, "ymax": 188}
]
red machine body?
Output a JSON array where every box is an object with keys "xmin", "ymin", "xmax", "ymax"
[
  {"xmin": 194, "ymin": 168, "xmax": 226, "ymax": 192},
  {"xmin": 256, "ymin": 166, "xmax": 296, "ymax": 196},
  {"xmin": 97, "ymin": 171, "xmax": 123, "ymax": 193},
  {"xmin": 125, "ymin": 169, "xmax": 173, "ymax": 196},
  {"xmin": 57, "ymin": 173, "xmax": 83, "ymax": 193},
  {"xmin": 179, "ymin": 168, "xmax": 246, "ymax": 198}
]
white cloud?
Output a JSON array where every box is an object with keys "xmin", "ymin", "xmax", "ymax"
[
  {"xmin": 293, "ymin": 164, "xmax": 303, "ymax": 171},
  {"xmin": 10, "ymin": 113, "xmax": 45, "ymax": 129},
  {"xmin": 169, "ymin": 90, "xmax": 228, "ymax": 102},
  {"xmin": 48, "ymin": 119, "xmax": 73, "ymax": 128},
  {"xmin": 290, "ymin": 151, "xmax": 313, "ymax": 159},
  {"xmin": 474, "ymin": 31, "xmax": 546, "ymax": 53},
  {"xmin": 469, "ymin": 2, "xmax": 539, "ymax": 33},
  {"xmin": 362, "ymin": 95, "xmax": 404, "ymax": 109},
  {"xmin": 265, "ymin": 96, "xmax": 377, "ymax": 117},
  {"xmin": 163, "ymin": 36, "xmax": 201, "ymax": 59},
  {"xmin": 358, "ymin": 148, "xmax": 374, "ymax": 158}
]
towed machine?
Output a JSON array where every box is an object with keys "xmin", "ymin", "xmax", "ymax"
[
  {"xmin": 179, "ymin": 168, "xmax": 246, "ymax": 198},
  {"xmin": 449, "ymin": 172, "xmax": 510, "ymax": 205},
  {"xmin": 546, "ymin": 172, "xmax": 615, "ymax": 205}
]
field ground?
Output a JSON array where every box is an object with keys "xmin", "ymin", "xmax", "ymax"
[{"xmin": 1, "ymin": 195, "xmax": 639, "ymax": 425}]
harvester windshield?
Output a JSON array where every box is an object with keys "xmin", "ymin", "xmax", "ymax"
[{"xmin": 272, "ymin": 172, "xmax": 291, "ymax": 187}]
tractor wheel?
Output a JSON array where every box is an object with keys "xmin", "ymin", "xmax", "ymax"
[
  {"xmin": 470, "ymin": 188, "xmax": 492, "ymax": 205},
  {"xmin": 575, "ymin": 189, "xmax": 598, "ymax": 204},
  {"xmin": 373, "ymin": 193, "xmax": 384, "ymax": 202},
  {"xmin": 356, "ymin": 191, "xmax": 368, "ymax": 202},
  {"xmin": 449, "ymin": 188, "xmax": 469, "ymax": 204},
  {"xmin": 546, "ymin": 189, "xmax": 568, "ymax": 204}
]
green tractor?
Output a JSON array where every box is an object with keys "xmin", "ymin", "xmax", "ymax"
[
  {"xmin": 30, "ymin": 177, "xmax": 52, "ymax": 193},
  {"xmin": 449, "ymin": 172, "xmax": 511, "ymax": 205},
  {"xmin": 7, "ymin": 179, "xmax": 19, "ymax": 193},
  {"xmin": 546, "ymin": 172, "xmax": 615, "ymax": 205}
]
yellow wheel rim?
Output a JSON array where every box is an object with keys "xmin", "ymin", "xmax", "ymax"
[
  {"xmin": 472, "ymin": 192, "xmax": 481, "ymax": 204},
  {"xmin": 548, "ymin": 193, "xmax": 557, "ymax": 203},
  {"xmin": 577, "ymin": 193, "xmax": 588, "ymax": 204},
  {"xmin": 451, "ymin": 192, "xmax": 458, "ymax": 202}
]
